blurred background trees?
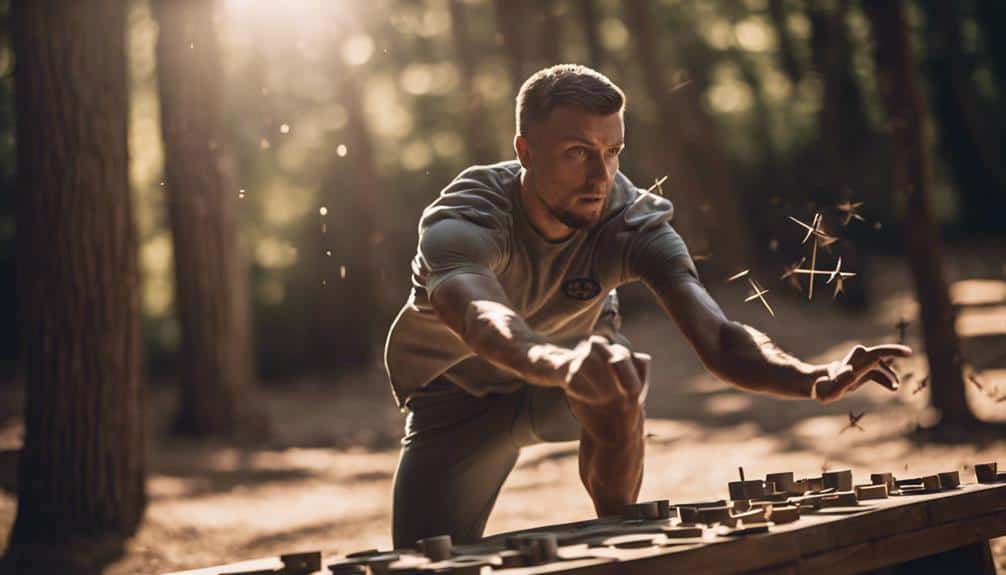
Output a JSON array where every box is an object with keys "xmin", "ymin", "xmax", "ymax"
[
  {"xmin": 0, "ymin": 0, "xmax": 1001, "ymax": 413},
  {"xmin": 2, "ymin": 0, "xmax": 1005, "ymax": 568},
  {"xmin": 0, "ymin": 0, "xmax": 1000, "ymax": 405}
]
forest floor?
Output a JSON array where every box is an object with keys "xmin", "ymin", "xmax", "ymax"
[{"xmin": 0, "ymin": 245, "xmax": 1004, "ymax": 574}]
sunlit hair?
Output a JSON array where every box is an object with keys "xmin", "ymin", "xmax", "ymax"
[{"xmin": 515, "ymin": 64, "xmax": 625, "ymax": 138}]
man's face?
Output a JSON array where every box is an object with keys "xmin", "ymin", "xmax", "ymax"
[{"xmin": 516, "ymin": 106, "xmax": 625, "ymax": 231}]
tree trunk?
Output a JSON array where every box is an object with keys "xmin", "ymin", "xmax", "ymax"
[
  {"xmin": 808, "ymin": 0, "xmax": 871, "ymax": 307},
  {"xmin": 154, "ymin": 0, "xmax": 268, "ymax": 438},
  {"xmin": 768, "ymin": 0, "xmax": 802, "ymax": 86},
  {"xmin": 7, "ymin": 0, "xmax": 146, "ymax": 569},
  {"xmin": 540, "ymin": 0, "xmax": 562, "ymax": 65},
  {"xmin": 862, "ymin": 0, "xmax": 977, "ymax": 427},
  {"xmin": 302, "ymin": 32, "xmax": 384, "ymax": 372},
  {"xmin": 493, "ymin": 0, "xmax": 528, "ymax": 92},
  {"xmin": 448, "ymin": 0, "xmax": 496, "ymax": 164},
  {"xmin": 623, "ymin": 0, "xmax": 751, "ymax": 271},
  {"xmin": 923, "ymin": 0, "xmax": 1005, "ymax": 234},
  {"xmin": 577, "ymin": 0, "xmax": 604, "ymax": 71}
]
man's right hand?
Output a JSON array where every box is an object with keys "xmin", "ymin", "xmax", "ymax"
[{"xmin": 557, "ymin": 335, "xmax": 650, "ymax": 409}]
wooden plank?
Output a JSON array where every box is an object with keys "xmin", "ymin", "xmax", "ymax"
[
  {"xmin": 168, "ymin": 484, "xmax": 1006, "ymax": 575},
  {"xmin": 797, "ymin": 510, "xmax": 1006, "ymax": 575},
  {"xmin": 924, "ymin": 483, "xmax": 1006, "ymax": 523}
]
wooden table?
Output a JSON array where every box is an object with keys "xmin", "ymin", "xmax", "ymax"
[{"xmin": 169, "ymin": 481, "xmax": 1006, "ymax": 575}]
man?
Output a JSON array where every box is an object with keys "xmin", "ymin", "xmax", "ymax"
[{"xmin": 383, "ymin": 64, "xmax": 910, "ymax": 548}]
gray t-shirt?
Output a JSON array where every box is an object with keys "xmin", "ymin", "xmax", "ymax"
[{"xmin": 384, "ymin": 160, "xmax": 690, "ymax": 407}]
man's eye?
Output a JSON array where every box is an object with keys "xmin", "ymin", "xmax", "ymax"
[
  {"xmin": 606, "ymin": 147, "xmax": 622, "ymax": 158},
  {"xmin": 566, "ymin": 147, "xmax": 588, "ymax": 160}
]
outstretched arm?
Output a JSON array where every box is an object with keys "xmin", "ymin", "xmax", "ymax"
[{"xmin": 638, "ymin": 250, "xmax": 910, "ymax": 402}]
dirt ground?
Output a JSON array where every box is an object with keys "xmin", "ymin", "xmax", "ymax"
[{"xmin": 1, "ymin": 247, "xmax": 1004, "ymax": 574}]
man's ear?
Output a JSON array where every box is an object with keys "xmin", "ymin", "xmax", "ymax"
[{"xmin": 514, "ymin": 135, "xmax": 532, "ymax": 169}]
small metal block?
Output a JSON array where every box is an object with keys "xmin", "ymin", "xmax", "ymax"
[
  {"xmin": 513, "ymin": 533, "xmax": 558, "ymax": 565},
  {"xmin": 975, "ymin": 462, "xmax": 998, "ymax": 483},
  {"xmin": 328, "ymin": 563, "xmax": 367, "ymax": 575},
  {"xmin": 720, "ymin": 522, "xmax": 770, "ymax": 536},
  {"xmin": 442, "ymin": 555, "xmax": 494, "ymax": 575},
  {"xmin": 358, "ymin": 553, "xmax": 401, "ymax": 575},
  {"xmin": 767, "ymin": 505, "xmax": 800, "ymax": 524},
  {"xmin": 602, "ymin": 533, "xmax": 662, "ymax": 549},
  {"xmin": 855, "ymin": 483, "xmax": 888, "ymax": 500},
  {"xmin": 820, "ymin": 491, "xmax": 858, "ymax": 507},
  {"xmin": 280, "ymin": 551, "xmax": 322, "ymax": 573},
  {"xmin": 871, "ymin": 472, "xmax": 896, "ymax": 491},
  {"xmin": 729, "ymin": 480, "xmax": 766, "ymax": 500},
  {"xmin": 497, "ymin": 550, "xmax": 523, "ymax": 568},
  {"xmin": 732, "ymin": 507, "xmax": 768, "ymax": 523},
  {"xmin": 661, "ymin": 525, "xmax": 704, "ymax": 538},
  {"xmin": 696, "ymin": 506, "xmax": 736, "ymax": 526},
  {"xmin": 766, "ymin": 472, "xmax": 797, "ymax": 494},
  {"xmin": 938, "ymin": 471, "xmax": 960, "ymax": 489},
  {"xmin": 922, "ymin": 475, "xmax": 942, "ymax": 491},
  {"xmin": 416, "ymin": 535, "xmax": 452, "ymax": 562},
  {"xmin": 623, "ymin": 500, "xmax": 669, "ymax": 520},
  {"xmin": 345, "ymin": 549, "xmax": 382, "ymax": 558},
  {"xmin": 823, "ymin": 469, "xmax": 853, "ymax": 492}
]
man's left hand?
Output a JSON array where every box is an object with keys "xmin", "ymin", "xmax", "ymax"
[{"xmin": 812, "ymin": 344, "xmax": 913, "ymax": 403}]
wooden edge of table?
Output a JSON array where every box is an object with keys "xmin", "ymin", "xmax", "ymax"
[{"xmin": 165, "ymin": 483, "xmax": 1006, "ymax": 575}]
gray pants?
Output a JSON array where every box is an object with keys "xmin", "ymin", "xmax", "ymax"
[{"xmin": 391, "ymin": 378, "xmax": 582, "ymax": 548}]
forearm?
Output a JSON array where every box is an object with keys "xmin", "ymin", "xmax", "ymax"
[
  {"xmin": 461, "ymin": 300, "xmax": 567, "ymax": 388},
  {"xmin": 576, "ymin": 404, "xmax": 645, "ymax": 517},
  {"xmin": 648, "ymin": 270, "xmax": 824, "ymax": 399},
  {"xmin": 712, "ymin": 321, "xmax": 824, "ymax": 398}
]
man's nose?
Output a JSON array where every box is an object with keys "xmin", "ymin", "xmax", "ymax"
[{"xmin": 586, "ymin": 152, "xmax": 612, "ymax": 183}]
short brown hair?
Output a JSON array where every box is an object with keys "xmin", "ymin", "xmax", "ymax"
[{"xmin": 515, "ymin": 64, "xmax": 625, "ymax": 137}]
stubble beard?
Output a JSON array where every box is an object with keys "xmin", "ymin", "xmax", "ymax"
[{"xmin": 534, "ymin": 184, "xmax": 605, "ymax": 231}]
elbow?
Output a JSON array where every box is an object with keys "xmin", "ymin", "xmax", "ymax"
[{"xmin": 703, "ymin": 321, "xmax": 766, "ymax": 392}]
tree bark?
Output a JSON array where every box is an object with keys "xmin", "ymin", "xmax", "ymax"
[
  {"xmin": 448, "ymin": 0, "xmax": 496, "ymax": 164},
  {"xmin": 768, "ymin": 0, "xmax": 802, "ymax": 86},
  {"xmin": 623, "ymin": 0, "xmax": 751, "ymax": 271},
  {"xmin": 301, "ymin": 30, "xmax": 384, "ymax": 372},
  {"xmin": 923, "ymin": 0, "xmax": 1004, "ymax": 234},
  {"xmin": 493, "ymin": 0, "xmax": 528, "ymax": 92},
  {"xmin": 807, "ymin": 0, "xmax": 871, "ymax": 307},
  {"xmin": 7, "ymin": 0, "xmax": 146, "ymax": 569},
  {"xmin": 577, "ymin": 0, "xmax": 604, "ymax": 71},
  {"xmin": 155, "ymin": 0, "xmax": 268, "ymax": 438},
  {"xmin": 862, "ymin": 0, "xmax": 977, "ymax": 427},
  {"xmin": 540, "ymin": 0, "xmax": 562, "ymax": 65}
]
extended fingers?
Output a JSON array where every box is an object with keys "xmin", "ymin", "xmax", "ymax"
[{"xmin": 866, "ymin": 344, "xmax": 913, "ymax": 358}]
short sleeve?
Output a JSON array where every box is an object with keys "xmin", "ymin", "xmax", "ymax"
[
  {"xmin": 626, "ymin": 223, "xmax": 697, "ymax": 293},
  {"xmin": 418, "ymin": 218, "xmax": 506, "ymax": 297}
]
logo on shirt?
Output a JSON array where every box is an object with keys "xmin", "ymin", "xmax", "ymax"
[{"xmin": 562, "ymin": 277, "xmax": 602, "ymax": 301}]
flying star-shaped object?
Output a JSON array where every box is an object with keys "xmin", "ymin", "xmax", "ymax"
[
  {"xmin": 826, "ymin": 257, "xmax": 853, "ymax": 298},
  {"xmin": 791, "ymin": 258, "xmax": 856, "ymax": 300},
  {"xmin": 837, "ymin": 200, "xmax": 866, "ymax": 226},
  {"xmin": 743, "ymin": 277, "xmax": 774, "ymax": 316},
  {"xmin": 727, "ymin": 269, "xmax": 750, "ymax": 282},
  {"xmin": 839, "ymin": 410, "xmax": 866, "ymax": 434},
  {"xmin": 789, "ymin": 213, "xmax": 837, "ymax": 245},
  {"xmin": 788, "ymin": 213, "xmax": 839, "ymax": 300},
  {"xmin": 780, "ymin": 257, "xmax": 806, "ymax": 293},
  {"xmin": 895, "ymin": 317, "xmax": 911, "ymax": 344},
  {"xmin": 640, "ymin": 175, "xmax": 668, "ymax": 199}
]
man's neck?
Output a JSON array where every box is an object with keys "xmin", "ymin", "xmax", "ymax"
[{"xmin": 519, "ymin": 169, "xmax": 575, "ymax": 243}]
